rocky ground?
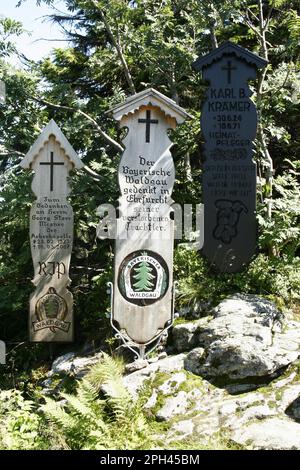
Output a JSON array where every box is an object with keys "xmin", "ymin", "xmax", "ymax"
[{"xmin": 42, "ymin": 294, "xmax": 300, "ymax": 450}]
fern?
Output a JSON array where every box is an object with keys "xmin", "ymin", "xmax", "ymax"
[
  {"xmin": 76, "ymin": 377, "xmax": 99, "ymax": 403},
  {"xmin": 41, "ymin": 398, "xmax": 77, "ymax": 431},
  {"xmin": 0, "ymin": 355, "xmax": 153, "ymax": 450},
  {"xmin": 59, "ymin": 392, "xmax": 95, "ymax": 419},
  {"xmin": 86, "ymin": 352, "xmax": 125, "ymax": 390}
]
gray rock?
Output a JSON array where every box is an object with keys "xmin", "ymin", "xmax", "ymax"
[
  {"xmin": 172, "ymin": 321, "xmax": 201, "ymax": 353},
  {"xmin": 158, "ymin": 352, "xmax": 168, "ymax": 360},
  {"xmin": 72, "ymin": 354, "xmax": 103, "ymax": 378},
  {"xmin": 158, "ymin": 372, "xmax": 187, "ymax": 395},
  {"xmin": 171, "ymin": 419, "xmax": 194, "ymax": 438},
  {"xmin": 156, "ymin": 391, "xmax": 189, "ymax": 421},
  {"xmin": 273, "ymin": 372, "xmax": 296, "ymax": 389},
  {"xmin": 235, "ymin": 393, "xmax": 265, "ymax": 409},
  {"xmin": 241, "ymin": 404, "xmax": 274, "ymax": 421},
  {"xmin": 213, "ymin": 294, "xmax": 281, "ymax": 325},
  {"xmin": 123, "ymin": 353, "xmax": 187, "ymax": 398},
  {"xmin": 278, "ymin": 384, "xmax": 300, "ymax": 412},
  {"xmin": 185, "ymin": 294, "xmax": 300, "ymax": 380},
  {"xmin": 225, "ymin": 383, "xmax": 266, "ymax": 394},
  {"xmin": 50, "ymin": 352, "xmax": 75, "ymax": 375},
  {"xmin": 50, "ymin": 352, "xmax": 102, "ymax": 378},
  {"xmin": 144, "ymin": 390, "xmax": 158, "ymax": 409},
  {"xmin": 172, "ymin": 317, "xmax": 210, "ymax": 352},
  {"xmin": 218, "ymin": 401, "xmax": 238, "ymax": 417},
  {"xmin": 184, "ymin": 348, "xmax": 206, "ymax": 375},
  {"xmin": 292, "ymin": 407, "xmax": 300, "ymax": 420},
  {"xmin": 233, "ymin": 418, "xmax": 300, "ymax": 450},
  {"xmin": 148, "ymin": 356, "xmax": 159, "ymax": 364},
  {"xmin": 41, "ymin": 378, "xmax": 53, "ymax": 388}
]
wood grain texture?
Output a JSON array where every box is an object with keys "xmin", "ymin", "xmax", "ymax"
[
  {"xmin": 21, "ymin": 121, "xmax": 83, "ymax": 342},
  {"xmin": 109, "ymin": 91, "xmax": 190, "ymax": 345},
  {"xmin": 194, "ymin": 43, "xmax": 267, "ymax": 272}
]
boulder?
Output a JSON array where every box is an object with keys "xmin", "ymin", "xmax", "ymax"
[
  {"xmin": 123, "ymin": 353, "xmax": 187, "ymax": 398},
  {"xmin": 157, "ymin": 372, "xmax": 187, "ymax": 395},
  {"xmin": 49, "ymin": 352, "xmax": 103, "ymax": 378},
  {"xmin": 184, "ymin": 294, "xmax": 300, "ymax": 380},
  {"xmin": 125, "ymin": 359, "xmax": 149, "ymax": 373},
  {"xmin": 172, "ymin": 317, "xmax": 211, "ymax": 352},
  {"xmin": 156, "ymin": 391, "xmax": 189, "ymax": 421},
  {"xmin": 50, "ymin": 352, "xmax": 75, "ymax": 375}
]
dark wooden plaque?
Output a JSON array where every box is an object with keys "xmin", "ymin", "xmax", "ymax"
[{"xmin": 193, "ymin": 42, "xmax": 267, "ymax": 272}]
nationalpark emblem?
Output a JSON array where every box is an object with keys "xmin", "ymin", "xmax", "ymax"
[
  {"xmin": 118, "ymin": 250, "xmax": 169, "ymax": 306},
  {"xmin": 33, "ymin": 287, "xmax": 70, "ymax": 333}
]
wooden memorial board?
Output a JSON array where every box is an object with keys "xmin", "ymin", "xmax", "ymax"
[
  {"xmin": 108, "ymin": 89, "xmax": 190, "ymax": 352},
  {"xmin": 0, "ymin": 80, "xmax": 5, "ymax": 105},
  {"xmin": 20, "ymin": 120, "xmax": 83, "ymax": 341},
  {"xmin": 193, "ymin": 42, "xmax": 267, "ymax": 272},
  {"xmin": 0, "ymin": 340, "xmax": 5, "ymax": 365}
]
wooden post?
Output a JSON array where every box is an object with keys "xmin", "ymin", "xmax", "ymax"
[
  {"xmin": 104, "ymin": 89, "xmax": 190, "ymax": 354},
  {"xmin": 193, "ymin": 42, "xmax": 267, "ymax": 272},
  {"xmin": 20, "ymin": 120, "xmax": 83, "ymax": 342}
]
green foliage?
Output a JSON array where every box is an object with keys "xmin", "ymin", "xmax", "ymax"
[
  {"xmin": 0, "ymin": 353, "xmax": 153, "ymax": 450},
  {"xmin": 0, "ymin": 18, "xmax": 24, "ymax": 57},
  {"xmin": 43, "ymin": 354, "xmax": 153, "ymax": 450},
  {"xmin": 0, "ymin": 0, "xmax": 299, "ymax": 399},
  {"xmin": 86, "ymin": 352, "xmax": 125, "ymax": 389},
  {"xmin": 258, "ymin": 173, "xmax": 300, "ymax": 257},
  {"xmin": 0, "ymin": 389, "xmax": 48, "ymax": 450}
]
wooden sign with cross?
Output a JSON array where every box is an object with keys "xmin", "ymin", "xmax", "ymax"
[
  {"xmin": 20, "ymin": 120, "xmax": 83, "ymax": 342},
  {"xmin": 106, "ymin": 89, "xmax": 190, "ymax": 357},
  {"xmin": 193, "ymin": 42, "xmax": 267, "ymax": 272}
]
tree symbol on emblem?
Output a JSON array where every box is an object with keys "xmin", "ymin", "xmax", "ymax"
[
  {"xmin": 133, "ymin": 258, "xmax": 155, "ymax": 291},
  {"xmin": 44, "ymin": 294, "xmax": 60, "ymax": 318}
]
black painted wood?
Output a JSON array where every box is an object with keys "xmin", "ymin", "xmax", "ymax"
[
  {"xmin": 193, "ymin": 42, "xmax": 267, "ymax": 272},
  {"xmin": 138, "ymin": 109, "xmax": 158, "ymax": 143},
  {"xmin": 40, "ymin": 151, "xmax": 64, "ymax": 192}
]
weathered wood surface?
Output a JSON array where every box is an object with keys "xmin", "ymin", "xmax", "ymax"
[
  {"xmin": 0, "ymin": 340, "xmax": 5, "ymax": 365},
  {"xmin": 193, "ymin": 42, "xmax": 267, "ymax": 272},
  {"xmin": 20, "ymin": 120, "xmax": 83, "ymax": 342}
]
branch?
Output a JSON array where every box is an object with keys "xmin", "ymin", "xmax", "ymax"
[
  {"xmin": 258, "ymin": 0, "xmax": 268, "ymax": 61},
  {"xmin": 264, "ymin": 5, "xmax": 274, "ymax": 31},
  {"xmin": 32, "ymin": 37, "xmax": 71, "ymax": 42},
  {"xmin": 83, "ymin": 164, "xmax": 105, "ymax": 181},
  {"xmin": 242, "ymin": 16, "xmax": 267, "ymax": 43},
  {"xmin": 256, "ymin": 0, "xmax": 273, "ymax": 228},
  {"xmin": 241, "ymin": 9, "xmax": 272, "ymax": 47},
  {"xmin": 209, "ymin": 25, "xmax": 218, "ymax": 49},
  {"xmin": 30, "ymin": 95, "xmax": 124, "ymax": 153},
  {"xmin": 0, "ymin": 148, "xmax": 25, "ymax": 157},
  {"xmin": 90, "ymin": 0, "xmax": 136, "ymax": 95},
  {"xmin": 246, "ymin": 7, "xmax": 259, "ymax": 23}
]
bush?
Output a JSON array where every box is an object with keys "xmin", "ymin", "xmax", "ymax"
[
  {"xmin": 0, "ymin": 353, "xmax": 153, "ymax": 450},
  {"xmin": 175, "ymin": 247, "xmax": 300, "ymax": 312}
]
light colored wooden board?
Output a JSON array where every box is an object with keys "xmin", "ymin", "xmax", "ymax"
[
  {"xmin": 110, "ymin": 95, "xmax": 189, "ymax": 345},
  {"xmin": 21, "ymin": 122, "xmax": 82, "ymax": 342}
]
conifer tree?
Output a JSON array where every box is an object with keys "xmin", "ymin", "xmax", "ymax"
[{"xmin": 133, "ymin": 261, "xmax": 155, "ymax": 291}]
